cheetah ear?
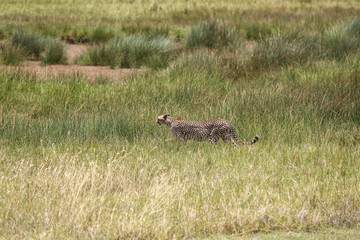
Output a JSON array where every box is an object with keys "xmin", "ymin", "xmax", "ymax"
[{"xmin": 164, "ymin": 113, "xmax": 170, "ymax": 120}]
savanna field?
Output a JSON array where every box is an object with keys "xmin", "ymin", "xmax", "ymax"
[{"xmin": 1, "ymin": 0, "xmax": 360, "ymax": 239}]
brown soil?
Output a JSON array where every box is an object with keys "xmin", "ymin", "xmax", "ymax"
[
  {"xmin": 2, "ymin": 44, "xmax": 144, "ymax": 80},
  {"xmin": 66, "ymin": 44, "xmax": 89, "ymax": 64}
]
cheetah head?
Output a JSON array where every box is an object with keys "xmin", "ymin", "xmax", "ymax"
[{"xmin": 157, "ymin": 113, "xmax": 170, "ymax": 126}]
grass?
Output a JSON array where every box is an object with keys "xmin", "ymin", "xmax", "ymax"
[
  {"xmin": 76, "ymin": 18, "xmax": 360, "ymax": 73},
  {"xmin": 90, "ymin": 26, "xmax": 115, "ymax": 43},
  {"xmin": 40, "ymin": 38, "xmax": 67, "ymax": 65},
  {"xmin": 122, "ymin": 23, "xmax": 170, "ymax": 37},
  {"xmin": 186, "ymin": 20, "xmax": 238, "ymax": 49},
  {"xmin": 7, "ymin": 29, "xmax": 67, "ymax": 64},
  {"xmin": 206, "ymin": 228, "xmax": 360, "ymax": 239},
  {"xmin": 1, "ymin": 0, "xmax": 360, "ymax": 41},
  {"xmin": 10, "ymin": 30, "xmax": 46, "ymax": 59},
  {"xmin": 1, "ymin": 0, "xmax": 360, "ymax": 239},
  {"xmin": 0, "ymin": 42, "xmax": 25, "ymax": 65},
  {"xmin": 243, "ymin": 25, "xmax": 275, "ymax": 41},
  {"xmin": 77, "ymin": 35, "xmax": 176, "ymax": 69},
  {"xmin": 1, "ymin": 51, "xmax": 360, "ymax": 238},
  {"xmin": 243, "ymin": 33, "xmax": 320, "ymax": 74},
  {"xmin": 322, "ymin": 18, "xmax": 360, "ymax": 60}
]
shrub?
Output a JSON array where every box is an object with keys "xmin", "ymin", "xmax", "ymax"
[
  {"xmin": 0, "ymin": 42, "xmax": 25, "ymax": 65},
  {"xmin": 186, "ymin": 20, "xmax": 237, "ymax": 49},
  {"xmin": 77, "ymin": 35, "xmax": 175, "ymax": 69},
  {"xmin": 41, "ymin": 38, "xmax": 67, "ymax": 65}
]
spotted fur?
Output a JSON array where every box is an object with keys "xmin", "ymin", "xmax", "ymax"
[{"xmin": 157, "ymin": 114, "xmax": 259, "ymax": 146}]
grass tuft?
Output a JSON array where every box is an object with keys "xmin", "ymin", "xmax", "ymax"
[
  {"xmin": 41, "ymin": 37, "xmax": 67, "ymax": 65},
  {"xmin": 322, "ymin": 18, "xmax": 360, "ymax": 60},
  {"xmin": 10, "ymin": 30, "xmax": 46, "ymax": 59},
  {"xmin": 90, "ymin": 27, "xmax": 115, "ymax": 43},
  {"xmin": 251, "ymin": 34, "xmax": 318, "ymax": 69},
  {"xmin": 345, "ymin": 18, "xmax": 360, "ymax": 39},
  {"xmin": 9, "ymin": 30, "xmax": 67, "ymax": 64},
  {"xmin": 244, "ymin": 25, "xmax": 275, "ymax": 40},
  {"xmin": 0, "ymin": 42, "xmax": 25, "ymax": 65},
  {"xmin": 186, "ymin": 20, "xmax": 238, "ymax": 49},
  {"xmin": 77, "ymin": 35, "xmax": 176, "ymax": 69}
]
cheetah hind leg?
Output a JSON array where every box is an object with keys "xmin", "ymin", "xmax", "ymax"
[
  {"xmin": 222, "ymin": 134, "xmax": 237, "ymax": 147},
  {"xmin": 209, "ymin": 132, "xmax": 220, "ymax": 148}
]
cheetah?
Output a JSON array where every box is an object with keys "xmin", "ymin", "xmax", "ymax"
[{"xmin": 157, "ymin": 114, "xmax": 259, "ymax": 146}]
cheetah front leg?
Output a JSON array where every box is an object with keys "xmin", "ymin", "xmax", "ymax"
[
  {"xmin": 209, "ymin": 130, "xmax": 220, "ymax": 147},
  {"xmin": 171, "ymin": 128, "xmax": 188, "ymax": 145},
  {"xmin": 222, "ymin": 134, "xmax": 237, "ymax": 147},
  {"xmin": 179, "ymin": 131, "xmax": 188, "ymax": 145}
]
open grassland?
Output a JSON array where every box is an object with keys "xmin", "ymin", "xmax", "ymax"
[
  {"xmin": 1, "ymin": 54, "xmax": 360, "ymax": 238},
  {"xmin": 1, "ymin": 0, "xmax": 360, "ymax": 239},
  {"xmin": 1, "ymin": 0, "xmax": 360, "ymax": 41}
]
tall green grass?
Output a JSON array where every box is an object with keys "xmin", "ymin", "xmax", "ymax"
[
  {"xmin": 122, "ymin": 23, "xmax": 170, "ymax": 37},
  {"xmin": 1, "ymin": 53, "xmax": 359, "ymax": 146},
  {"xmin": 243, "ymin": 24, "xmax": 275, "ymax": 40},
  {"xmin": 77, "ymin": 35, "xmax": 176, "ymax": 69},
  {"xmin": 90, "ymin": 26, "xmax": 115, "ymax": 43},
  {"xmin": 41, "ymin": 39, "xmax": 67, "ymax": 65},
  {"xmin": 245, "ymin": 33, "xmax": 319, "ymax": 73},
  {"xmin": 2, "ymin": 0, "xmax": 360, "ymax": 42},
  {"xmin": 180, "ymin": 19, "xmax": 360, "ymax": 79},
  {"xmin": 10, "ymin": 30, "xmax": 45, "ymax": 59},
  {"xmin": 322, "ymin": 18, "xmax": 360, "ymax": 60},
  {"xmin": 0, "ymin": 52, "xmax": 359, "ymax": 238},
  {"xmin": 0, "ymin": 42, "xmax": 25, "ymax": 65},
  {"xmin": 9, "ymin": 30, "xmax": 67, "ymax": 64},
  {"xmin": 186, "ymin": 20, "xmax": 239, "ymax": 49},
  {"xmin": 1, "ymin": 5, "xmax": 360, "ymax": 239}
]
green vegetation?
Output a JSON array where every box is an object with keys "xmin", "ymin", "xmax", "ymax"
[
  {"xmin": 90, "ymin": 26, "xmax": 115, "ymax": 44},
  {"xmin": 40, "ymin": 38, "xmax": 67, "ymax": 65},
  {"xmin": 244, "ymin": 34, "xmax": 319, "ymax": 74},
  {"xmin": 186, "ymin": 20, "xmax": 238, "ymax": 49},
  {"xmin": 5, "ymin": 30, "xmax": 67, "ymax": 65},
  {"xmin": 0, "ymin": 42, "xmax": 25, "ymax": 65},
  {"xmin": 122, "ymin": 23, "xmax": 170, "ymax": 37},
  {"xmin": 322, "ymin": 18, "xmax": 360, "ymax": 60},
  {"xmin": 77, "ymin": 35, "xmax": 176, "ymax": 69},
  {"xmin": 243, "ymin": 25, "xmax": 275, "ymax": 40},
  {"xmin": 10, "ymin": 30, "xmax": 46, "ymax": 59},
  {"xmin": 1, "ymin": 0, "xmax": 360, "ymax": 41},
  {"xmin": 1, "ymin": 52, "xmax": 360, "ymax": 238},
  {"xmin": 1, "ymin": 0, "xmax": 360, "ymax": 239}
]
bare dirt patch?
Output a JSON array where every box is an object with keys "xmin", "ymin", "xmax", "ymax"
[
  {"xmin": 5, "ymin": 61, "xmax": 142, "ymax": 80},
  {"xmin": 66, "ymin": 44, "xmax": 89, "ymax": 64},
  {"xmin": 1, "ymin": 44, "xmax": 144, "ymax": 80}
]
